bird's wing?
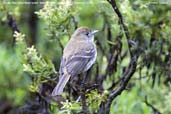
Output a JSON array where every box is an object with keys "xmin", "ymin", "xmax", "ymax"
[
  {"xmin": 59, "ymin": 57, "xmax": 65, "ymax": 76},
  {"xmin": 64, "ymin": 47, "xmax": 96, "ymax": 76}
]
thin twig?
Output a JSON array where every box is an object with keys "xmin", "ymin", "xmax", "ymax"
[
  {"xmin": 7, "ymin": 14, "xmax": 20, "ymax": 46},
  {"xmin": 8, "ymin": 14, "xmax": 20, "ymax": 33},
  {"xmin": 80, "ymin": 73, "xmax": 90, "ymax": 114},
  {"xmin": 144, "ymin": 96, "xmax": 162, "ymax": 114}
]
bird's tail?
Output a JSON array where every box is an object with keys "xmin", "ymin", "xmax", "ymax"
[{"xmin": 51, "ymin": 74, "xmax": 71, "ymax": 96}]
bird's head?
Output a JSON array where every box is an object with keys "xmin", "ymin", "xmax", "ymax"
[{"xmin": 71, "ymin": 27, "xmax": 98, "ymax": 42}]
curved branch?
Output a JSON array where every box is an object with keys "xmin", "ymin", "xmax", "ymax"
[
  {"xmin": 104, "ymin": 55, "xmax": 138, "ymax": 113},
  {"xmin": 98, "ymin": 1, "xmax": 140, "ymax": 113},
  {"xmin": 107, "ymin": 0, "xmax": 133, "ymax": 57}
]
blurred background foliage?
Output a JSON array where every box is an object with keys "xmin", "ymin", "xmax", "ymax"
[{"xmin": 0, "ymin": 0, "xmax": 171, "ymax": 114}]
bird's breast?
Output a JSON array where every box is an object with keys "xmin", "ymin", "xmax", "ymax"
[{"xmin": 83, "ymin": 47, "xmax": 97, "ymax": 72}]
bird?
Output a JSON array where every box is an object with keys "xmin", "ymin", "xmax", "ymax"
[{"xmin": 51, "ymin": 27, "xmax": 98, "ymax": 96}]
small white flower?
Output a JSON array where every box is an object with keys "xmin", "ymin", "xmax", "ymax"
[{"xmin": 23, "ymin": 64, "xmax": 29, "ymax": 71}]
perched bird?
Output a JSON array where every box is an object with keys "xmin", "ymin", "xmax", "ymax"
[{"xmin": 51, "ymin": 27, "xmax": 98, "ymax": 96}]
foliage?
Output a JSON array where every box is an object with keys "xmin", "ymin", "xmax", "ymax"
[{"xmin": 14, "ymin": 31, "xmax": 57, "ymax": 92}]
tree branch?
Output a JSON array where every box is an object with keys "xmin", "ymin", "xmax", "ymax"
[
  {"xmin": 28, "ymin": 0, "xmax": 38, "ymax": 45},
  {"xmin": 104, "ymin": 55, "xmax": 138, "ymax": 114},
  {"xmin": 98, "ymin": 2, "xmax": 141, "ymax": 113},
  {"xmin": 80, "ymin": 73, "xmax": 90, "ymax": 114},
  {"xmin": 144, "ymin": 96, "xmax": 162, "ymax": 114},
  {"xmin": 8, "ymin": 14, "xmax": 20, "ymax": 46},
  {"xmin": 8, "ymin": 14, "xmax": 20, "ymax": 33},
  {"xmin": 107, "ymin": 0, "xmax": 133, "ymax": 57}
]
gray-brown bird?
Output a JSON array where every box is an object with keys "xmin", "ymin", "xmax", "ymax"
[{"xmin": 51, "ymin": 27, "xmax": 98, "ymax": 96}]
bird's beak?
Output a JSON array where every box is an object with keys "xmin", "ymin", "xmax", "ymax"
[
  {"xmin": 92, "ymin": 30, "xmax": 99, "ymax": 34},
  {"xmin": 89, "ymin": 30, "xmax": 98, "ymax": 36}
]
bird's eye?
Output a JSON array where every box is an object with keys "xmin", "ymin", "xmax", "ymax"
[{"xmin": 85, "ymin": 32, "xmax": 89, "ymax": 36}]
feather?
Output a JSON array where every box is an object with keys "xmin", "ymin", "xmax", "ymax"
[{"xmin": 51, "ymin": 74, "xmax": 71, "ymax": 96}]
